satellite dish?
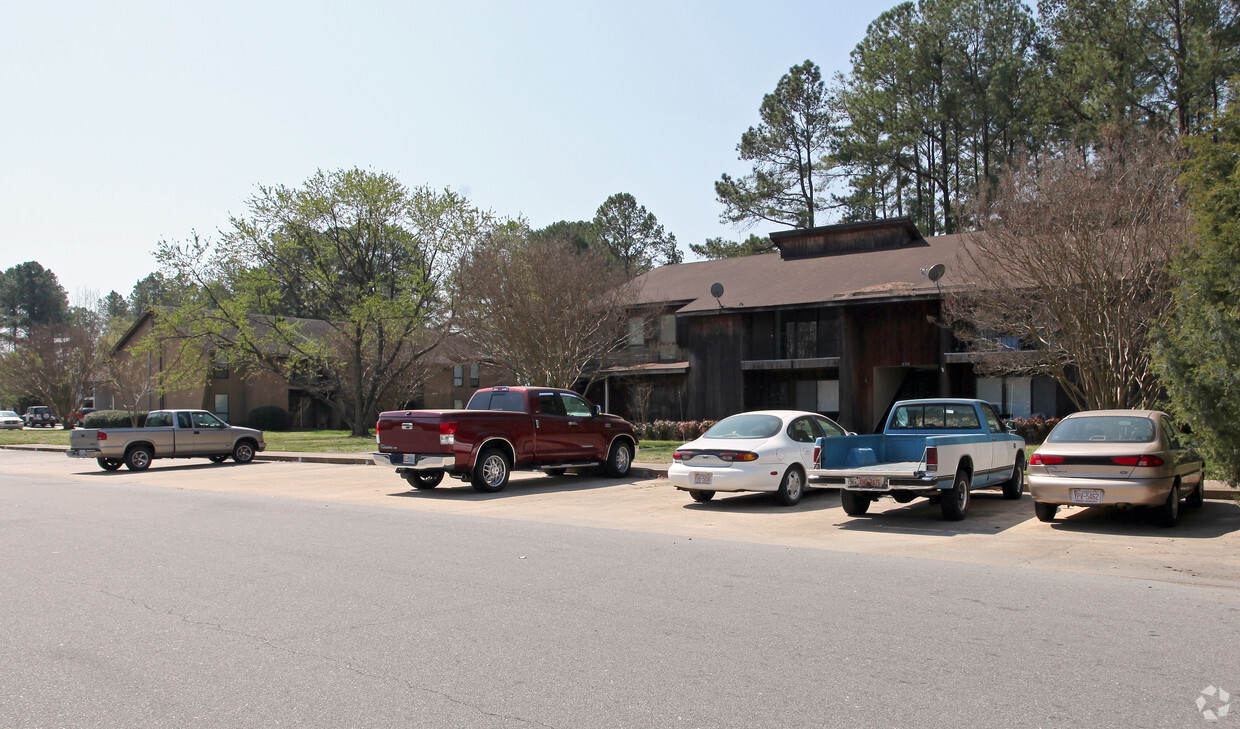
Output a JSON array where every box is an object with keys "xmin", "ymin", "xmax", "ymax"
[
  {"xmin": 710, "ymin": 282, "xmax": 725, "ymax": 298},
  {"xmin": 920, "ymin": 263, "xmax": 946, "ymax": 282}
]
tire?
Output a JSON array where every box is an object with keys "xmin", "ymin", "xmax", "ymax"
[
  {"xmin": 124, "ymin": 446, "xmax": 153, "ymax": 471},
  {"xmin": 97, "ymin": 458, "xmax": 122, "ymax": 471},
  {"xmin": 1154, "ymin": 483, "xmax": 1180, "ymax": 527},
  {"xmin": 232, "ymin": 441, "xmax": 256, "ymax": 464},
  {"xmin": 472, "ymin": 448, "xmax": 511, "ymax": 493},
  {"xmin": 940, "ymin": 471, "xmax": 971, "ymax": 521},
  {"xmin": 689, "ymin": 489, "xmax": 715, "ymax": 503},
  {"xmin": 604, "ymin": 441, "xmax": 633, "ymax": 477},
  {"xmin": 1034, "ymin": 501, "xmax": 1058, "ymax": 522},
  {"xmin": 1002, "ymin": 456, "xmax": 1025, "ymax": 500},
  {"xmin": 775, "ymin": 466, "xmax": 805, "ymax": 506},
  {"xmin": 208, "ymin": 455, "xmax": 229, "ymax": 464},
  {"xmin": 403, "ymin": 470, "xmax": 444, "ymax": 489},
  {"xmin": 840, "ymin": 490, "xmax": 871, "ymax": 516},
  {"xmin": 1185, "ymin": 477, "xmax": 1204, "ymax": 509}
]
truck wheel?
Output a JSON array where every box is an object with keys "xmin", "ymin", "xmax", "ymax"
[
  {"xmin": 689, "ymin": 489, "xmax": 715, "ymax": 503},
  {"xmin": 208, "ymin": 455, "xmax": 229, "ymax": 464},
  {"xmin": 232, "ymin": 441, "xmax": 256, "ymax": 464},
  {"xmin": 775, "ymin": 466, "xmax": 805, "ymax": 506},
  {"xmin": 1034, "ymin": 501, "xmax": 1058, "ymax": 522},
  {"xmin": 97, "ymin": 458, "xmax": 122, "ymax": 471},
  {"xmin": 403, "ymin": 470, "xmax": 444, "ymax": 489},
  {"xmin": 940, "ymin": 472, "xmax": 971, "ymax": 521},
  {"xmin": 125, "ymin": 446, "xmax": 153, "ymax": 471},
  {"xmin": 840, "ymin": 490, "xmax": 871, "ymax": 515},
  {"xmin": 604, "ymin": 441, "xmax": 633, "ymax": 477},
  {"xmin": 1153, "ymin": 482, "xmax": 1180, "ymax": 527},
  {"xmin": 472, "ymin": 448, "xmax": 511, "ymax": 493},
  {"xmin": 1002, "ymin": 456, "xmax": 1025, "ymax": 500}
]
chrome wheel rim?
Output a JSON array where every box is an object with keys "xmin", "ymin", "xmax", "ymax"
[
  {"xmin": 132, "ymin": 451, "xmax": 150, "ymax": 468},
  {"xmin": 787, "ymin": 471, "xmax": 803, "ymax": 499},
  {"xmin": 483, "ymin": 455, "xmax": 506, "ymax": 486},
  {"xmin": 236, "ymin": 445, "xmax": 253, "ymax": 462},
  {"xmin": 614, "ymin": 446, "xmax": 631, "ymax": 474}
]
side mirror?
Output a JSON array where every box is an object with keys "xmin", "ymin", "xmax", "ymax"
[{"xmin": 593, "ymin": 405, "xmax": 602, "ymax": 416}]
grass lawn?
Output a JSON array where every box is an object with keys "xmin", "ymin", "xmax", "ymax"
[{"xmin": 0, "ymin": 428, "xmax": 681, "ymax": 463}]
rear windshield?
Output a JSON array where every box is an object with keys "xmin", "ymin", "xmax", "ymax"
[
  {"xmin": 466, "ymin": 390, "xmax": 526, "ymax": 412},
  {"xmin": 702, "ymin": 414, "xmax": 782, "ymax": 439},
  {"xmin": 1047, "ymin": 416, "xmax": 1156, "ymax": 443},
  {"xmin": 889, "ymin": 404, "xmax": 980, "ymax": 430}
]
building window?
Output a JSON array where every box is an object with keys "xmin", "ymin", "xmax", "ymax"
[
  {"xmin": 213, "ymin": 352, "xmax": 229, "ymax": 379},
  {"xmin": 214, "ymin": 394, "xmax": 229, "ymax": 423},
  {"xmin": 453, "ymin": 365, "xmax": 464, "ymax": 387},
  {"xmin": 453, "ymin": 399, "xmax": 464, "ymax": 409},
  {"xmin": 659, "ymin": 314, "xmax": 676, "ymax": 344},
  {"xmin": 783, "ymin": 319, "xmax": 817, "ymax": 359},
  {"xmin": 469, "ymin": 364, "xmax": 480, "ymax": 388},
  {"xmin": 627, "ymin": 317, "xmax": 644, "ymax": 347}
]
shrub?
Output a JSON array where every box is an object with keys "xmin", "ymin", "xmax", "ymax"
[
  {"xmin": 1005, "ymin": 416, "xmax": 1060, "ymax": 445},
  {"xmin": 634, "ymin": 419, "xmax": 718, "ymax": 441},
  {"xmin": 248, "ymin": 405, "xmax": 293, "ymax": 431},
  {"xmin": 84, "ymin": 410, "xmax": 148, "ymax": 428}
]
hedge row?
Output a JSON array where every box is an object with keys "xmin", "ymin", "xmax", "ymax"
[
  {"xmin": 83, "ymin": 410, "xmax": 148, "ymax": 428},
  {"xmin": 633, "ymin": 420, "xmax": 717, "ymax": 441}
]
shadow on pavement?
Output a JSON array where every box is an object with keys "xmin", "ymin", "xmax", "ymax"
[
  {"xmin": 386, "ymin": 470, "xmax": 648, "ymax": 500},
  {"xmin": 76, "ymin": 460, "xmax": 273, "ymax": 476},
  {"xmin": 677, "ymin": 487, "xmax": 842, "ymax": 514},
  {"xmin": 830, "ymin": 491, "xmax": 1033, "ymax": 535},
  {"xmin": 1044, "ymin": 499, "xmax": 1240, "ymax": 539}
]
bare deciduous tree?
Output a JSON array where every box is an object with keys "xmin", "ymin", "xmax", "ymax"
[
  {"xmin": 944, "ymin": 131, "xmax": 1187, "ymax": 410},
  {"xmin": 6, "ymin": 323, "xmax": 101, "ymax": 425},
  {"xmin": 453, "ymin": 229, "xmax": 647, "ymax": 390}
]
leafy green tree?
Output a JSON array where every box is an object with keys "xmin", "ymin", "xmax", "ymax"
[
  {"xmin": 101, "ymin": 291, "xmax": 130, "ymax": 322},
  {"xmin": 128, "ymin": 272, "xmax": 192, "ymax": 316},
  {"xmin": 1154, "ymin": 95, "xmax": 1240, "ymax": 479},
  {"xmin": 592, "ymin": 192, "xmax": 681, "ymax": 274},
  {"xmin": 159, "ymin": 168, "xmax": 489, "ymax": 435},
  {"xmin": 531, "ymin": 220, "xmax": 597, "ymax": 252},
  {"xmin": 688, "ymin": 234, "xmax": 773, "ymax": 260},
  {"xmin": 716, "ymin": 60, "xmax": 836, "ymax": 230},
  {"xmin": 0, "ymin": 261, "xmax": 69, "ymax": 344}
]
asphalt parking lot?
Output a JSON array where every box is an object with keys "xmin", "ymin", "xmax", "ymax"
[{"xmin": 3, "ymin": 447, "xmax": 1239, "ymax": 590}]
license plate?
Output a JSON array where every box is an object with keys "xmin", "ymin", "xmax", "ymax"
[
  {"xmin": 692, "ymin": 472, "xmax": 713, "ymax": 486},
  {"xmin": 848, "ymin": 475, "xmax": 888, "ymax": 490},
  {"xmin": 1070, "ymin": 488, "xmax": 1103, "ymax": 504}
]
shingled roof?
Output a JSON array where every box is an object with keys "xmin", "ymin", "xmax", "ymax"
[{"xmin": 629, "ymin": 223, "xmax": 965, "ymax": 315}]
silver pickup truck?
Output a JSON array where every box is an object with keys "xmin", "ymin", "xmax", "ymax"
[{"xmin": 67, "ymin": 409, "xmax": 266, "ymax": 471}]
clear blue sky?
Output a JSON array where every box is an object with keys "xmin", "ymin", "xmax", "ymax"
[{"xmin": 2, "ymin": 0, "xmax": 889, "ymax": 303}]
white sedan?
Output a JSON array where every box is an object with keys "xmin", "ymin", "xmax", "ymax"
[
  {"xmin": 0, "ymin": 410, "xmax": 23, "ymax": 430},
  {"xmin": 669, "ymin": 410, "xmax": 848, "ymax": 506}
]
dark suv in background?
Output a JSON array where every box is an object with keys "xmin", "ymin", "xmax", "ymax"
[{"xmin": 23, "ymin": 406, "xmax": 58, "ymax": 428}]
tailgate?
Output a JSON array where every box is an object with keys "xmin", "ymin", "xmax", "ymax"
[
  {"xmin": 375, "ymin": 412, "xmax": 453, "ymax": 454},
  {"xmin": 69, "ymin": 429, "xmax": 99, "ymax": 449}
]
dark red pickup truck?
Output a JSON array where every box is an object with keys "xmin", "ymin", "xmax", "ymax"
[{"xmin": 373, "ymin": 386, "xmax": 639, "ymax": 492}]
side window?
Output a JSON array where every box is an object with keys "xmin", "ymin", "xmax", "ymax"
[
  {"xmin": 146, "ymin": 412, "xmax": 172, "ymax": 428},
  {"xmin": 560, "ymin": 394, "xmax": 593, "ymax": 418},
  {"xmin": 1162, "ymin": 417, "xmax": 1182, "ymax": 449},
  {"xmin": 787, "ymin": 417, "xmax": 818, "ymax": 443},
  {"xmin": 177, "ymin": 412, "xmax": 192, "ymax": 429},
  {"xmin": 192, "ymin": 411, "xmax": 223, "ymax": 429},
  {"xmin": 538, "ymin": 393, "xmax": 566, "ymax": 416},
  {"xmin": 980, "ymin": 404, "xmax": 1004, "ymax": 434},
  {"xmin": 813, "ymin": 415, "xmax": 844, "ymax": 438}
]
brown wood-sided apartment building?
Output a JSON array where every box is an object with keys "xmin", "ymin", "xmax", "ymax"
[{"xmin": 586, "ymin": 218, "xmax": 1069, "ymax": 434}]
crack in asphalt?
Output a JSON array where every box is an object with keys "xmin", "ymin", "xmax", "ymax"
[{"xmin": 62, "ymin": 579, "xmax": 559, "ymax": 729}]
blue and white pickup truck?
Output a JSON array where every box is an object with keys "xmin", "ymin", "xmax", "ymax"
[{"xmin": 808, "ymin": 398, "xmax": 1026, "ymax": 520}]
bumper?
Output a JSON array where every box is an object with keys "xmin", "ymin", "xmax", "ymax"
[
  {"xmin": 668, "ymin": 463, "xmax": 781, "ymax": 493},
  {"xmin": 66, "ymin": 448, "xmax": 103, "ymax": 459},
  {"xmin": 373, "ymin": 452, "xmax": 453, "ymax": 470},
  {"xmin": 1028, "ymin": 474, "xmax": 1175, "ymax": 506}
]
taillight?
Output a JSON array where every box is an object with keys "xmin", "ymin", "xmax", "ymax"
[
  {"xmin": 1112, "ymin": 455, "xmax": 1165, "ymax": 467},
  {"xmin": 440, "ymin": 421, "xmax": 458, "ymax": 446},
  {"xmin": 1030, "ymin": 453, "xmax": 1064, "ymax": 465},
  {"xmin": 813, "ymin": 445, "xmax": 821, "ymax": 465},
  {"xmin": 924, "ymin": 446, "xmax": 937, "ymax": 469},
  {"xmin": 673, "ymin": 450, "xmax": 685, "ymax": 461},
  {"xmin": 97, "ymin": 431, "xmax": 108, "ymax": 441},
  {"xmin": 718, "ymin": 451, "xmax": 758, "ymax": 463},
  {"xmin": 376, "ymin": 419, "xmax": 393, "ymax": 432}
]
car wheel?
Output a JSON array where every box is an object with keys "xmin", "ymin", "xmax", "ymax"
[
  {"xmin": 940, "ymin": 472, "xmax": 971, "ymax": 521},
  {"xmin": 840, "ymin": 490, "xmax": 871, "ymax": 516},
  {"xmin": 232, "ymin": 441, "xmax": 256, "ymax": 464},
  {"xmin": 1185, "ymin": 477, "xmax": 1204, "ymax": 509},
  {"xmin": 97, "ymin": 458, "xmax": 122, "ymax": 471},
  {"xmin": 1002, "ymin": 456, "xmax": 1025, "ymax": 500},
  {"xmin": 689, "ymin": 489, "xmax": 715, "ymax": 503},
  {"xmin": 124, "ymin": 446, "xmax": 153, "ymax": 471},
  {"xmin": 1154, "ymin": 483, "xmax": 1180, "ymax": 527},
  {"xmin": 1034, "ymin": 501, "xmax": 1058, "ymax": 522},
  {"xmin": 604, "ymin": 441, "xmax": 633, "ymax": 477},
  {"xmin": 775, "ymin": 466, "xmax": 805, "ymax": 506},
  {"xmin": 403, "ymin": 470, "xmax": 444, "ymax": 489},
  {"xmin": 472, "ymin": 448, "xmax": 511, "ymax": 493},
  {"xmin": 208, "ymin": 455, "xmax": 229, "ymax": 464}
]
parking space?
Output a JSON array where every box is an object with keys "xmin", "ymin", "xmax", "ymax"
[{"xmin": 3, "ymin": 448, "xmax": 1239, "ymax": 589}]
